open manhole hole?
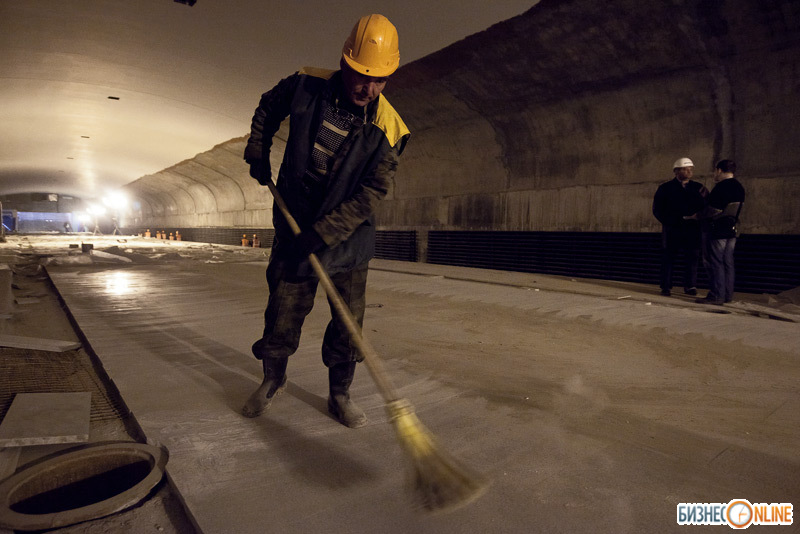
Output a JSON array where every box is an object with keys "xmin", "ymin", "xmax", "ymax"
[{"xmin": 0, "ymin": 441, "xmax": 168, "ymax": 531}]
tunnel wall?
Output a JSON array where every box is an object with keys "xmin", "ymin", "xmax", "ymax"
[
  {"xmin": 125, "ymin": 0, "xmax": 800, "ymax": 237},
  {"xmin": 124, "ymin": 129, "xmax": 287, "ymax": 231},
  {"xmin": 380, "ymin": 0, "xmax": 800, "ymax": 235}
]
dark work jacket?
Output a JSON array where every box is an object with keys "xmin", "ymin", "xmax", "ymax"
[
  {"xmin": 652, "ymin": 177, "xmax": 706, "ymax": 248},
  {"xmin": 244, "ymin": 67, "xmax": 410, "ymax": 275},
  {"xmin": 652, "ymin": 178, "xmax": 707, "ymax": 227}
]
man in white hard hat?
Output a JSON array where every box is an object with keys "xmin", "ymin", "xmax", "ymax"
[
  {"xmin": 241, "ymin": 14, "xmax": 410, "ymax": 428},
  {"xmin": 652, "ymin": 158, "xmax": 708, "ymax": 297}
]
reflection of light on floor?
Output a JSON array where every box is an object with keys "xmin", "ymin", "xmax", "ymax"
[{"xmin": 103, "ymin": 271, "xmax": 136, "ymax": 296}]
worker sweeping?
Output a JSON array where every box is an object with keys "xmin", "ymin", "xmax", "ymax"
[
  {"xmin": 242, "ymin": 14, "xmax": 486, "ymax": 511},
  {"xmin": 241, "ymin": 14, "xmax": 410, "ymax": 428}
]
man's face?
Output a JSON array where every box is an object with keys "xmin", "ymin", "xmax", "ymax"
[
  {"xmin": 341, "ymin": 65, "xmax": 388, "ymax": 107},
  {"xmin": 675, "ymin": 166, "xmax": 694, "ymax": 182}
]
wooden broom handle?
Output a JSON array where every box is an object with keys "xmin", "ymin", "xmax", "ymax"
[{"xmin": 265, "ymin": 179, "xmax": 401, "ymax": 403}]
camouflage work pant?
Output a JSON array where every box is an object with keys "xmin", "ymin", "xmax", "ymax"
[{"xmin": 251, "ymin": 257, "xmax": 368, "ymax": 367}]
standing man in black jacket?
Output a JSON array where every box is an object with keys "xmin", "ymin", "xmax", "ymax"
[
  {"xmin": 652, "ymin": 157, "xmax": 708, "ymax": 297},
  {"xmin": 697, "ymin": 159, "xmax": 746, "ymax": 305},
  {"xmin": 241, "ymin": 14, "xmax": 410, "ymax": 428}
]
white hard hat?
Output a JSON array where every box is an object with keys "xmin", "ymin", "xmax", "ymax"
[{"xmin": 673, "ymin": 157, "xmax": 694, "ymax": 169}]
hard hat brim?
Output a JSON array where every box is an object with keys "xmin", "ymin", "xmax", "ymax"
[{"xmin": 342, "ymin": 54, "xmax": 397, "ymax": 78}]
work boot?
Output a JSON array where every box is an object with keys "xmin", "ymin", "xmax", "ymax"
[
  {"xmin": 241, "ymin": 358, "xmax": 288, "ymax": 418},
  {"xmin": 327, "ymin": 362, "xmax": 367, "ymax": 428}
]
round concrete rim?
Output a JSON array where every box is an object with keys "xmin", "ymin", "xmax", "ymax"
[{"xmin": 0, "ymin": 441, "xmax": 168, "ymax": 531}]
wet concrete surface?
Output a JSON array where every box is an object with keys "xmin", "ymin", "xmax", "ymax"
[{"xmin": 2, "ymin": 235, "xmax": 799, "ymax": 533}]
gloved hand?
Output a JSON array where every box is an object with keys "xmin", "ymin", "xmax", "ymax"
[
  {"xmin": 248, "ymin": 160, "xmax": 271, "ymax": 186},
  {"xmin": 287, "ymin": 229, "xmax": 326, "ymax": 261}
]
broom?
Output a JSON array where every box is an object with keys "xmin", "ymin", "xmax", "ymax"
[{"xmin": 265, "ymin": 178, "xmax": 488, "ymax": 512}]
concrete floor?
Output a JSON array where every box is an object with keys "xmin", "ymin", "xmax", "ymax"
[{"xmin": 8, "ymin": 236, "xmax": 800, "ymax": 533}]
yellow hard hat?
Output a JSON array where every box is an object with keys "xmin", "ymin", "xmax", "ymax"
[{"xmin": 342, "ymin": 14, "xmax": 400, "ymax": 77}]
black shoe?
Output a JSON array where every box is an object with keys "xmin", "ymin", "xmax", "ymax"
[
  {"xmin": 684, "ymin": 288, "xmax": 697, "ymax": 296},
  {"xmin": 660, "ymin": 289, "xmax": 671, "ymax": 296}
]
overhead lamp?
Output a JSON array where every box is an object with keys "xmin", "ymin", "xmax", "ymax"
[
  {"xmin": 102, "ymin": 191, "xmax": 128, "ymax": 210},
  {"xmin": 86, "ymin": 204, "xmax": 107, "ymax": 217}
]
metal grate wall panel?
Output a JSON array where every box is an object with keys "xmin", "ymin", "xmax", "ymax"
[
  {"xmin": 428, "ymin": 231, "xmax": 800, "ymax": 294},
  {"xmin": 375, "ymin": 230, "xmax": 417, "ymax": 262}
]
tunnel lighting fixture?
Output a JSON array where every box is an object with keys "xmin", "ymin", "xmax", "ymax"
[
  {"xmin": 107, "ymin": 96, "xmax": 120, "ymax": 100},
  {"xmin": 102, "ymin": 191, "xmax": 128, "ymax": 211},
  {"xmin": 86, "ymin": 204, "xmax": 107, "ymax": 217},
  {"xmin": 81, "ymin": 136, "xmax": 90, "ymax": 139}
]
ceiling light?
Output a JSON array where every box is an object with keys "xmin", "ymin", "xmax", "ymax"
[
  {"xmin": 102, "ymin": 191, "xmax": 128, "ymax": 210},
  {"xmin": 86, "ymin": 204, "xmax": 107, "ymax": 216}
]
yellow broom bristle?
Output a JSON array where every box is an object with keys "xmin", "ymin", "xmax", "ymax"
[{"xmin": 387, "ymin": 399, "xmax": 489, "ymax": 513}]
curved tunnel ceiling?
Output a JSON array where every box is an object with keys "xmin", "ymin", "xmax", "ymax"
[{"xmin": 0, "ymin": 0, "xmax": 536, "ymax": 200}]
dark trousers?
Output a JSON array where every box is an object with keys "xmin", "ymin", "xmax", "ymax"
[
  {"xmin": 660, "ymin": 226, "xmax": 700, "ymax": 291},
  {"xmin": 251, "ymin": 257, "xmax": 368, "ymax": 368}
]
